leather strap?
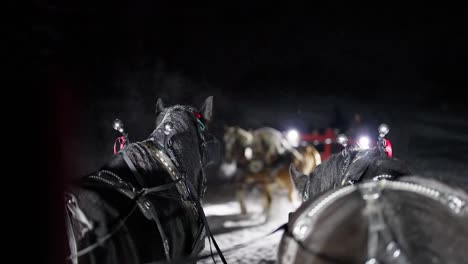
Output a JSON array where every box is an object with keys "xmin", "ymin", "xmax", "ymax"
[
  {"xmin": 185, "ymin": 180, "xmax": 228, "ymax": 264},
  {"xmin": 144, "ymin": 200, "xmax": 171, "ymax": 261},
  {"xmin": 121, "ymin": 149, "xmax": 146, "ymax": 188},
  {"xmin": 65, "ymin": 205, "xmax": 78, "ymax": 264}
]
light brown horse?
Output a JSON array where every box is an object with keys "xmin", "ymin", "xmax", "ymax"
[{"xmin": 221, "ymin": 126, "xmax": 321, "ymax": 214}]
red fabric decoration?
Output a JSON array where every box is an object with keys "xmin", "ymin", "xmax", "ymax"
[
  {"xmin": 114, "ymin": 136, "xmax": 126, "ymax": 154},
  {"xmin": 384, "ymin": 139, "xmax": 393, "ymax": 158}
]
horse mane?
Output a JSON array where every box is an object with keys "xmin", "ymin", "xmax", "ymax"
[
  {"xmin": 150, "ymin": 104, "xmax": 205, "ymax": 194},
  {"xmin": 305, "ymin": 148, "xmax": 411, "ymax": 200},
  {"xmin": 307, "ymin": 151, "xmax": 346, "ymax": 198},
  {"xmin": 236, "ymin": 127, "xmax": 254, "ymax": 145}
]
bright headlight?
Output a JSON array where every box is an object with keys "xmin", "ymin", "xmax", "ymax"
[
  {"xmin": 358, "ymin": 136, "xmax": 370, "ymax": 149},
  {"xmin": 287, "ymin": 129, "xmax": 300, "ymax": 147}
]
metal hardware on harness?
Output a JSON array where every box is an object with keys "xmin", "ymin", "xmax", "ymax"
[
  {"xmin": 359, "ymin": 181, "xmax": 411, "ymax": 264},
  {"xmin": 113, "ymin": 119, "xmax": 130, "ymax": 143},
  {"xmin": 144, "ymin": 143, "xmax": 190, "ymax": 199}
]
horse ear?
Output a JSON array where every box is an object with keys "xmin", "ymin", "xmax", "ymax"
[
  {"xmin": 200, "ymin": 96, "xmax": 213, "ymax": 122},
  {"xmin": 289, "ymin": 163, "xmax": 308, "ymax": 195},
  {"xmin": 155, "ymin": 98, "xmax": 166, "ymax": 115}
]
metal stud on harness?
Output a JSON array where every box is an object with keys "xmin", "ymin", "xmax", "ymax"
[{"xmin": 360, "ymin": 182, "xmax": 411, "ymax": 264}]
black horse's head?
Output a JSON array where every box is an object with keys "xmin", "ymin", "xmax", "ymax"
[
  {"xmin": 290, "ymin": 145, "xmax": 411, "ymax": 202},
  {"xmin": 150, "ymin": 96, "xmax": 219, "ymax": 184}
]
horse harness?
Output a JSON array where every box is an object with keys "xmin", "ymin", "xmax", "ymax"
[
  {"xmin": 65, "ymin": 107, "xmax": 226, "ymax": 263},
  {"xmin": 287, "ymin": 179, "xmax": 467, "ymax": 264}
]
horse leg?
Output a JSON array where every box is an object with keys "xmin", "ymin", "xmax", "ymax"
[
  {"xmin": 290, "ymin": 186, "xmax": 302, "ymax": 209},
  {"xmin": 237, "ymin": 184, "xmax": 247, "ymax": 214},
  {"xmin": 262, "ymin": 184, "xmax": 273, "ymax": 214},
  {"xmin": 276, "ymin": 168, "xmax": 292, "ymax": 201},
  {"xmin": 287, "ymin": 181, "xmax": 295, "ymax": 203}
]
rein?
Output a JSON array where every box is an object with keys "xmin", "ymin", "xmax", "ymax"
[{"xmin": 143, "ymin": 222, "xmax": 289, "ymax": 264}]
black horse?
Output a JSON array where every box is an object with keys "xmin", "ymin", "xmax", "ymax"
[
  {"xmin": 279, "ymin": 177, "xmax": 468, "ymax": 264},
  {"xmin": 289, "ymin": 145, "xmax": 410, "ymax": 203},
  {"xmin": 280, "ymin": 133, "xmax": 468, "ymax": 263},
  {"xmin": 65, "ymin": 97, "xmax": 221, "ymax": 264}
]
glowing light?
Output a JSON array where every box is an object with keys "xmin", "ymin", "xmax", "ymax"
[
  {"xmin": 287, "ymin": 129, "xmax": 300, "ymax": 147},
  {"xmin": 358, "ymin": 136, "xmax": 371, "ymax": 149},
  {"xmin": 220, "ymin": 162, "xmax": 237, "ymax": 177},
  {"xmin": 244, "ymin": 147, "xmax": 253, "ymax": 160}
]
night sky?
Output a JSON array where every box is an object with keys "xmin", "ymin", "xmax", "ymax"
[
  {"xmin": 39, "ymin": 4, "xmax": 468, "ymax": 264},
  {"xmin": 42, "ymin": 4, "xmax": 467, "ymax": 104},
  {"xmin": 48, "ymin": 5, "xmax": 466, "ymax": 171}
]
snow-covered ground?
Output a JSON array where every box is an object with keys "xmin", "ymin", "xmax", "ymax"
[{"xmin": 199, "ymin": 187, "xmax": 296, "ymax": 264}]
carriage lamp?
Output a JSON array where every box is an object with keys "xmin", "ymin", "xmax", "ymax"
[
  {"xmin": 287, "ymin": 129, "xmax": 300, "ymax": 147},
  {"xmin": 358, "ymin": 136, "xmax": 371, "ymax": 149}
]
